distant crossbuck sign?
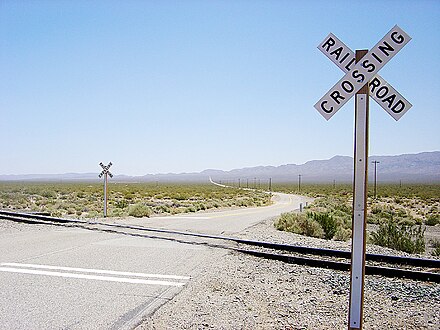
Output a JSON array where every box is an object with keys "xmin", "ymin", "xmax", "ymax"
[
  {"xmin": 99, "ymin": 162, "xmax": 113, "ymax": 178},
  {"xmin": 314, "ymin": 25, "xmax": 411, "ymax": 121}
]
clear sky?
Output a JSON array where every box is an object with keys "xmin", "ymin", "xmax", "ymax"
[{"xmin": 1, "ymin": 0, "xmax": 439, "ymax": 176}]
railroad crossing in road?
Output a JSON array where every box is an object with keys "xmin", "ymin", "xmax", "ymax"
[
  {"xmin": 0, "ymin": 224, "xmax": 215, "ymax": 329},
  {"xmin": 0, "ymin": 192, "xmax": 309, "ymax": 329},
  {"xmin": 109, "ymin": 192, "xmax": 312, "ymax": 236}
]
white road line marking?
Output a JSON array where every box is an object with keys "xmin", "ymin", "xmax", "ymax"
[
  {"xmin": 0, "ymin": 267, "xmax": 186, "ymax": 286},
  {"xmin": 1, "ymin": 263, "xmax": 190, "ymax": 280}
]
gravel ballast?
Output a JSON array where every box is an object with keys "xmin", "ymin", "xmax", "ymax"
[
  {"xmin": 2, "ymin": 211, "xmax": 439, "ymax": 329},
  {"xmin": 137, "ymin": 217, "xmax": 440, "ymax": 329}
]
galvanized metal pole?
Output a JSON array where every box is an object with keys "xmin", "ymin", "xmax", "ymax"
[
  {"xmin": 348, "ymin": 50, "xmax": 369, "ymax": 330},
  {"xmin": 99, "ymin": 162, "xmax": 112, "ymax": 219},
  {"xmin": 372, "ymin": 160, "xmax": 380, "ymax": 199},
  {"xmin": 104, "ymin": 173, "xmax": 108, "ymax": 218}
]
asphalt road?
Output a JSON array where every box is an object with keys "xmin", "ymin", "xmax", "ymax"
[
  {"xmin": 111, "ymin": 192, "xmax": 313, "ymax": 235},
  {"xmin": 0, "ymin": 192, "xmax": 309, "ymax": 329}
]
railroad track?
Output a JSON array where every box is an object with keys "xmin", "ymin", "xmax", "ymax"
[{"xmin": 1, "ymin": 209, "xmax": 439, "ymax": 283}]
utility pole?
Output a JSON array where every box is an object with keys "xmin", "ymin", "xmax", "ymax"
[
  {"xmin": 246, "ymin": 179, "xmax": 249, "ymax": 188},
  {"xmin": 372, "ymin": 160, "xmax": 380, "ymax": 199},
  {"xmin": 269, "ymin": 178, "xmax": 272, "ymax": 191},
  {"xmin": 238, "ymin": 178, "xmax": 241, "ymax": 188},
  {"xmin": 99, "ymin": 162, "xmax": 113, "ymax": 218},
  {"xmin": 298, "ymin": 174, "xmax": 302, "ymax": 193}
]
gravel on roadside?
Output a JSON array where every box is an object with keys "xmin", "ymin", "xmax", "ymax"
[
  {"xmin": 137, "ymin": 217, "xmax": 440, "ymax": 330},
  {"xmin": 0, "ymin": 219, "xmax": 52, "ymax": 235}
]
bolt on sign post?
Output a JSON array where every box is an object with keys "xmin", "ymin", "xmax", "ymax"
[
  {"xmin": 99, "ymin": 162, "xmax": 113, "ymax": 218},
  {"xmin": 314, "ymin": 25, "xmax": 411, "ymax": 329}
]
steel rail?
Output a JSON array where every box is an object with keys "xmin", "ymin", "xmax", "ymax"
[
  {"xmin": 1, "ymin": 210, "xmax": 438, "ymax": 268},
  {"xmin": 238, "ymin": 249, "xmax": 439, "ymax": 282},
  {"xmin": 1, "ymin": 210, "xmax": 439, "ymax": 282}
]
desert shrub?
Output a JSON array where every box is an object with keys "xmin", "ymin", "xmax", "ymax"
[
  {"xmin": 110, "ymin": 208, "xmax": 125, "ymax": 217},
  {"xmin": 115, "ymin": 199, "xmax": 129, "ymax": 209},
  {"xmin": 370, "ymin": 218, "xmax": 425, "ymax": 254},
  {"xmin": 333, "ymin": 227, "xmax": 352, "ymax": 241},
  {"xmin": 50, "ymin": 210, "xmax": 62, "ymax": 217},
  {"xmin": 309, "ymin": 212, "xmax": 337, "ymax": 240},
  {"xmin": 85, "ymin": 210, "xmax": 100, "ymax": 218},
  {"xmin": 275, "ymin": 212, "xmax": 324, "ymax": 238},
  {"xmin": 185, "ymin": 206, "xmax": 196, "ymax": 213},
  {"xmin": 128, "ymin": 203, "xmax": 152, "ymax": 218},
  {"xmin": 371, "ymin": 206, "xmax": 382, "ymax": 215},
  {"xmin": 195, "ymin": 202, "xmax": 206, "ymax": 211},
  {"xmin": 368, "ymin": 204, "xmax": 418, "ymax": 225},
  {"xmin": 41, "ymin": 190, "xmax": 56, "ymax": 198},
  {"xmin": 425, "ymin": 214, "xmax": 439, "ymax": 226},
  {"xmin": 431, "ymin": 240, "xmax": 440, "ymax": 256},
  {"xmin": 155, "ymin": 205, "xmax": 171, "ymax": 214},
  {"xmin": 397, "ymin": 217, "xmax": 417, "ymax": 226}
]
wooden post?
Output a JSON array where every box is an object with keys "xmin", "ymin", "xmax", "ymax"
[{"xmin": 348, "ymin": 49, "xmax": 369, "ymax": 330}]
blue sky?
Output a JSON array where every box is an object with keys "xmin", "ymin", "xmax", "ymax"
[{"xmin": 1, "ymin": 0, "xmax": 439, "ymax": 175}]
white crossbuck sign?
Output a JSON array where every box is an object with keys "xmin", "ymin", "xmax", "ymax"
[
  {"xmin": 99, "ymin": 162, "xmax": 113, "ymax": 178},
  {"xmin": 314, "ymin": 25, "xmax": 412, "ymax": 120}
]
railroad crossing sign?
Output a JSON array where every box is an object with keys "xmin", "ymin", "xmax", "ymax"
[
  {"xmin": 317, "ymin": 31, "xmax": 412, "ymax": 121},
  {"xmin": 314, "ymin": 25, "xmax": 411, "ymax": 121},
  {"xmin": 99, "ymin": 162, "xmax": 113, "ymax": 179},
  {"xmin": 314, "ymin": 25, "xmax": 411, "ymax": 330},
  {"xmin": 99, "ymin": 162, "xmax": 113, "ymax": 218}
]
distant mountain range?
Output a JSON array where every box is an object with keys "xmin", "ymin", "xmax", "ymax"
[{"xmin": 1, "ymin": 151, "xmax": 439, "ymax": 183}]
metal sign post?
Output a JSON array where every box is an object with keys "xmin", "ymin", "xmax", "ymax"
[
  {"xmin": 314, "ymin": 26, "xmax": 411, "ymax": 329},
  {"xmin": 99, "ymin": 162, "xmax": 113, "ymax": 218},
  {"xmin": 372, "ymin": 160, "xmax": 380, "ymax": 199},
  {"xmin": 349, "ymin": 50, "xmax": 369, "ymax": 329}
]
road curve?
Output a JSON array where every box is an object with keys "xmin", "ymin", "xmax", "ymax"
[
  {"xmin": 0, "ymin": 188, "xmax": 312, "ymax": 329},
  {"xmin": 110, "ymin": 191, "xmax": 313, "ymax": 235}
]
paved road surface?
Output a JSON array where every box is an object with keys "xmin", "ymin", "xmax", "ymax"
[
  {"xmin": 111, "ymin": 192, "xmax": 312, "ymax": 235},
  {"xmin": 0, "ymin": 192, "xmax": 308, "ymax": 329}
]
